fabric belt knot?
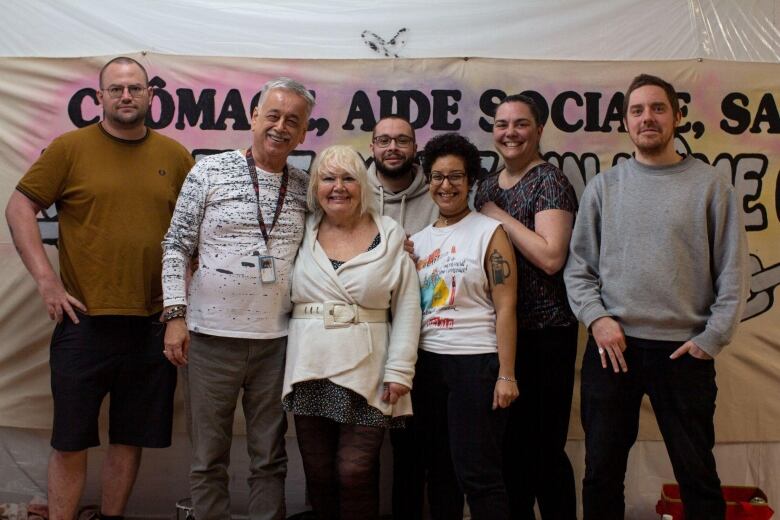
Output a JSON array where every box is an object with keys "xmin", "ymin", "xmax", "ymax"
[{"xmin": 292, "ymin": 301, "xmax": 389, "ymax": 329}]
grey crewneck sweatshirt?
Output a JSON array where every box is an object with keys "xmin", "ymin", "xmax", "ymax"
[{"xmin": 564, "ymin": 155, "xmax": 748, "ymax": 357}]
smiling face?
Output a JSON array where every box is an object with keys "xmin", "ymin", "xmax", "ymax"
[
  {"xmin": 96, "ymin": 62, "xmax": 152, "ymax": 131},
  {"xmin": 493, "ymin": 101, "xmax": 543, "ymax": 166},
  {"xmin": 429, "ymin": 154, "xmax": 469, "ymax": 216},
  {"xmin": 370, "ymin": 117, "xmax": 417, "ymax": 179},
  {"xmin": 624, "ymin": 85, "xmax": 681, "ymax": 159},
  {"xmin": 251, "ymin": 88, "xmax": 309, "ymax": 171},
  {"xmin": 317, "ymin": 164, "xmax": 363, "ymax": 220}
]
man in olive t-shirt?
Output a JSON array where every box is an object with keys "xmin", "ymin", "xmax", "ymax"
[{"xmin": 5, "ymin": 57, "xmax": 194, "ymax": 520}]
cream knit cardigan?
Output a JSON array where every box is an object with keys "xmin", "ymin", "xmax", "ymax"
[{"xmin": 283, "ymin": 212, "xmax": 422, "ymax": 418}]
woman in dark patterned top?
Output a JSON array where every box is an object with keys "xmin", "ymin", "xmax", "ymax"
[{"xmin": 474, "ymin": 94, "xmax": 579, "ymax": 520}]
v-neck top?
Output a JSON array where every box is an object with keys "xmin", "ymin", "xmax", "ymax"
[{"xmin": 474, "ymin": 162, "xmax": 578, "ymax": 329}]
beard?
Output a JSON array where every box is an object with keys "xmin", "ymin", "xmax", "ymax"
[
  {"xmin": 634, "ymin": 137, "xmax": 672, "ymax": 157},
  {"xmin": 374, "ymin": 153, "xmax": 416, "ymax": 179},
  {"xmin": 631, "ymin": 126, "xmax": 675, "ymax": 157}
]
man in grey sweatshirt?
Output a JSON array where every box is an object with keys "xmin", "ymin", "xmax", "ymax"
[{"xmin": 564, "ymin": 74, "xmax": 747, "ymax": 520}]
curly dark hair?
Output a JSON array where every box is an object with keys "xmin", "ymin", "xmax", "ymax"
[{"xmin": 422, "ymin": 133, "xmax": 481, "ymax": 187}]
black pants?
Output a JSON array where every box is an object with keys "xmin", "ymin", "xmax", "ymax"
[
  {"xmin": 414, "ymin": 350, "xmax": 509, "ymax": 520},
  {"xmin": 390, "ymin": 423, "xmax": 426, "ymax": 520},
  {"xmin": 504, "ymin": 324, "xmax": 578, "ymax": 519},
  {"xmin": 581, "ymin": 336, "xmax": 725, "ymax": 520}
]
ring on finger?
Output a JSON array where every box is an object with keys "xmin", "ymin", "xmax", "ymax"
[{"xmin": 598, "ymin": 347, "xmax": 605, "ymax": 355}]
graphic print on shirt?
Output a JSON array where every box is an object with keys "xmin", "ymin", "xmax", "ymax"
[{"xmin": 417, "ymin": 244, "xmax": 467, "ymax": 329}]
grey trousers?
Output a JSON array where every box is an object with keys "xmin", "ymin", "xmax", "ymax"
[{"xmin": 187, "ymin": 333, "xmax": 288, "ymax": 520}]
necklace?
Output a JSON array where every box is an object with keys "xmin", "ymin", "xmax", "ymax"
[{"xmin": 436, "ymin": 207, "xmax": 470, "ymax": 227}]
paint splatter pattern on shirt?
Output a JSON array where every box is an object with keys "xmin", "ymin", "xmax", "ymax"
[{"xmin": 162, "ymin": 150, "xmax": 308, "ymax": 337}]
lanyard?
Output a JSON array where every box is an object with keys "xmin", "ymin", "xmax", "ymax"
[{"xmin": 245, "ymin": 148, "xmax": 289, "ymax": 248}]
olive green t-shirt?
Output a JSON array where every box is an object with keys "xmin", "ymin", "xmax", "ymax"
[{"xmin": 16, "ymin": 123, "xmax": 195, "ymax": 316}]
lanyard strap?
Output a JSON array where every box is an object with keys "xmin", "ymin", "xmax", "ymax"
[{"xmin": 245, "ymin": 148, "xmax": 289, "ymax": 247}]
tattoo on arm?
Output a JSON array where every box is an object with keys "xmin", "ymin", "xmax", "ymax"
[{"xmin": 489, "ymin": 249, "xmax": 511, "ymax": 285}]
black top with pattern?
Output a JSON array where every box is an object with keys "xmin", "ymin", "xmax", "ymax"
[
  {"xmin": 329, "ymin": 233, "xmax": 381, "ymax": 269},
  {"xmin": 475, "ymin": 163, "xmax": 578, "ymax": 329},
  {"xmin": 283, "ymin": 232, "xmax": 404, "ymax": 428}
]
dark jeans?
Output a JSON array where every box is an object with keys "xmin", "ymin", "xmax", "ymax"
[
  {"xmin": 414, "ymin": 350, "xmax": 509, "ymax": 520},
  {"xmin": 581, "ymin": 336, "xmax": 725, "ymax": 520},
  {"xmin": 390, "ymin": 409, "xmax": 465, "ymax": 520},
  {"xmin": 390, "ymin": 425, "xmax": 425, "ymax": 520},
  {"xmin": 505, "ymin": 324, "xmax": 578, "ymax": 519}
]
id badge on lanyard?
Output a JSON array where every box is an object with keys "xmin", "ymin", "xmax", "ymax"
[
  {"xmin": 258, "ymin": 256, "xmax": 277, "ymax": 284},
  {"xmin": 245, "ymin": 148, "xmax": 288, "ymax": 285}
]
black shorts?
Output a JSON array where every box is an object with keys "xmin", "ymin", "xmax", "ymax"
[{"xmin": 49, "ymin": 311, "xmax": 176, "ymax": 451}]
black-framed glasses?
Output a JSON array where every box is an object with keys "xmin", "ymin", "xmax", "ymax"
[
  {"xmin": 372, "ymin": 135, "xmax": 414, "ymax": 148},
  {"xmin": 101, "ymin": 85, "xmax": 147, "ymax": 99},
  {"xmin": 430, "ymin": 173, "xmax": 467, "ymax": 186}
]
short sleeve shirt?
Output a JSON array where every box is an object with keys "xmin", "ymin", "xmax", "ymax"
[
  {"xmin": 16, "ymin": 123, "xmax": 194, "ymax": 316},
  {"xmin": 474, "ymin": 162, "xmax": 578, "ymax": 329}
]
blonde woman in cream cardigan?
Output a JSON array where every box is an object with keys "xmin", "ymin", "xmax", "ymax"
[{"xmin": 282, "ymin": 145, "xmax": 421, "ymax": 520}]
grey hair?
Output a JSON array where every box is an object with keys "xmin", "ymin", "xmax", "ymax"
[
  {"xmin": 258, "ymin": 77, "xmax": 316, "ymax": 119},
  {"xmin": 307, "ymin": 145, "xmax": 377, "ymax": 217}
]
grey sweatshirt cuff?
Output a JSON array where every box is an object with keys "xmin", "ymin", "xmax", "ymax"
[
  {"xmin": 580, "ymin": 301, "xmax": 612, "ymax": 330},
  {"xmin": 690, "ymin": 329, "xmax": 727, "ymax": 358}
]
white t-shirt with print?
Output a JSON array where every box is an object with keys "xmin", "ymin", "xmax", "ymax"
[{"xmin": 411, "ymin": 211, "xmax": 501, "ymax": 355}]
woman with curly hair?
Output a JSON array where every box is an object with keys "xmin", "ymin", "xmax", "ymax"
[{"xmin": 411, "ymin": 133, "xmax": 518, "ymax": 520}]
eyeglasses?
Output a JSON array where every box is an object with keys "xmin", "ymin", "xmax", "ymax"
[
  {"xmin": 430, "ymin": 173, "xmax": 467, "ymax": 186},
  {"xmin": 101, "ymin": 85, "xmax": 147, "ymax": 99},
  {"xmin": 372, "ymin": 135, "xmax": 414, "ymax": 148}
]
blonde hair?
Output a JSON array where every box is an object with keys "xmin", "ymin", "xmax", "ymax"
[{"xmin": 307, "ymin": 145, "xmax": 376, "ymax": 216}]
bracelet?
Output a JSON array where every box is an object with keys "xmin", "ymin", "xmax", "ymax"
[
  {"xmin": 497, "ymin": 376, "xmax": 517, "ymax": 383},
  {"xmin": 162, "ymin": 305, "xmax": 187, "ymax": 322}
]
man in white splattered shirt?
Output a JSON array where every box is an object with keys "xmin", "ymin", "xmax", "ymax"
[{"xmin": 161, "ymin": 77, "xmax": 314, "ymax": 520}]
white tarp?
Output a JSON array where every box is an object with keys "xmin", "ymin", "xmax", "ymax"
[
  {"xmin": 0, "ymin": 1, "xmax": 778, "ymax": 518},
  {"xmin": 0, "ymin": 0, "xmax": 778, "ymax": 61}
]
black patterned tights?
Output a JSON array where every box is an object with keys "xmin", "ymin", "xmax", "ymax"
[{"xmin": 294, "ymin": 414, "xmax": 385, "ymax": 520}]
